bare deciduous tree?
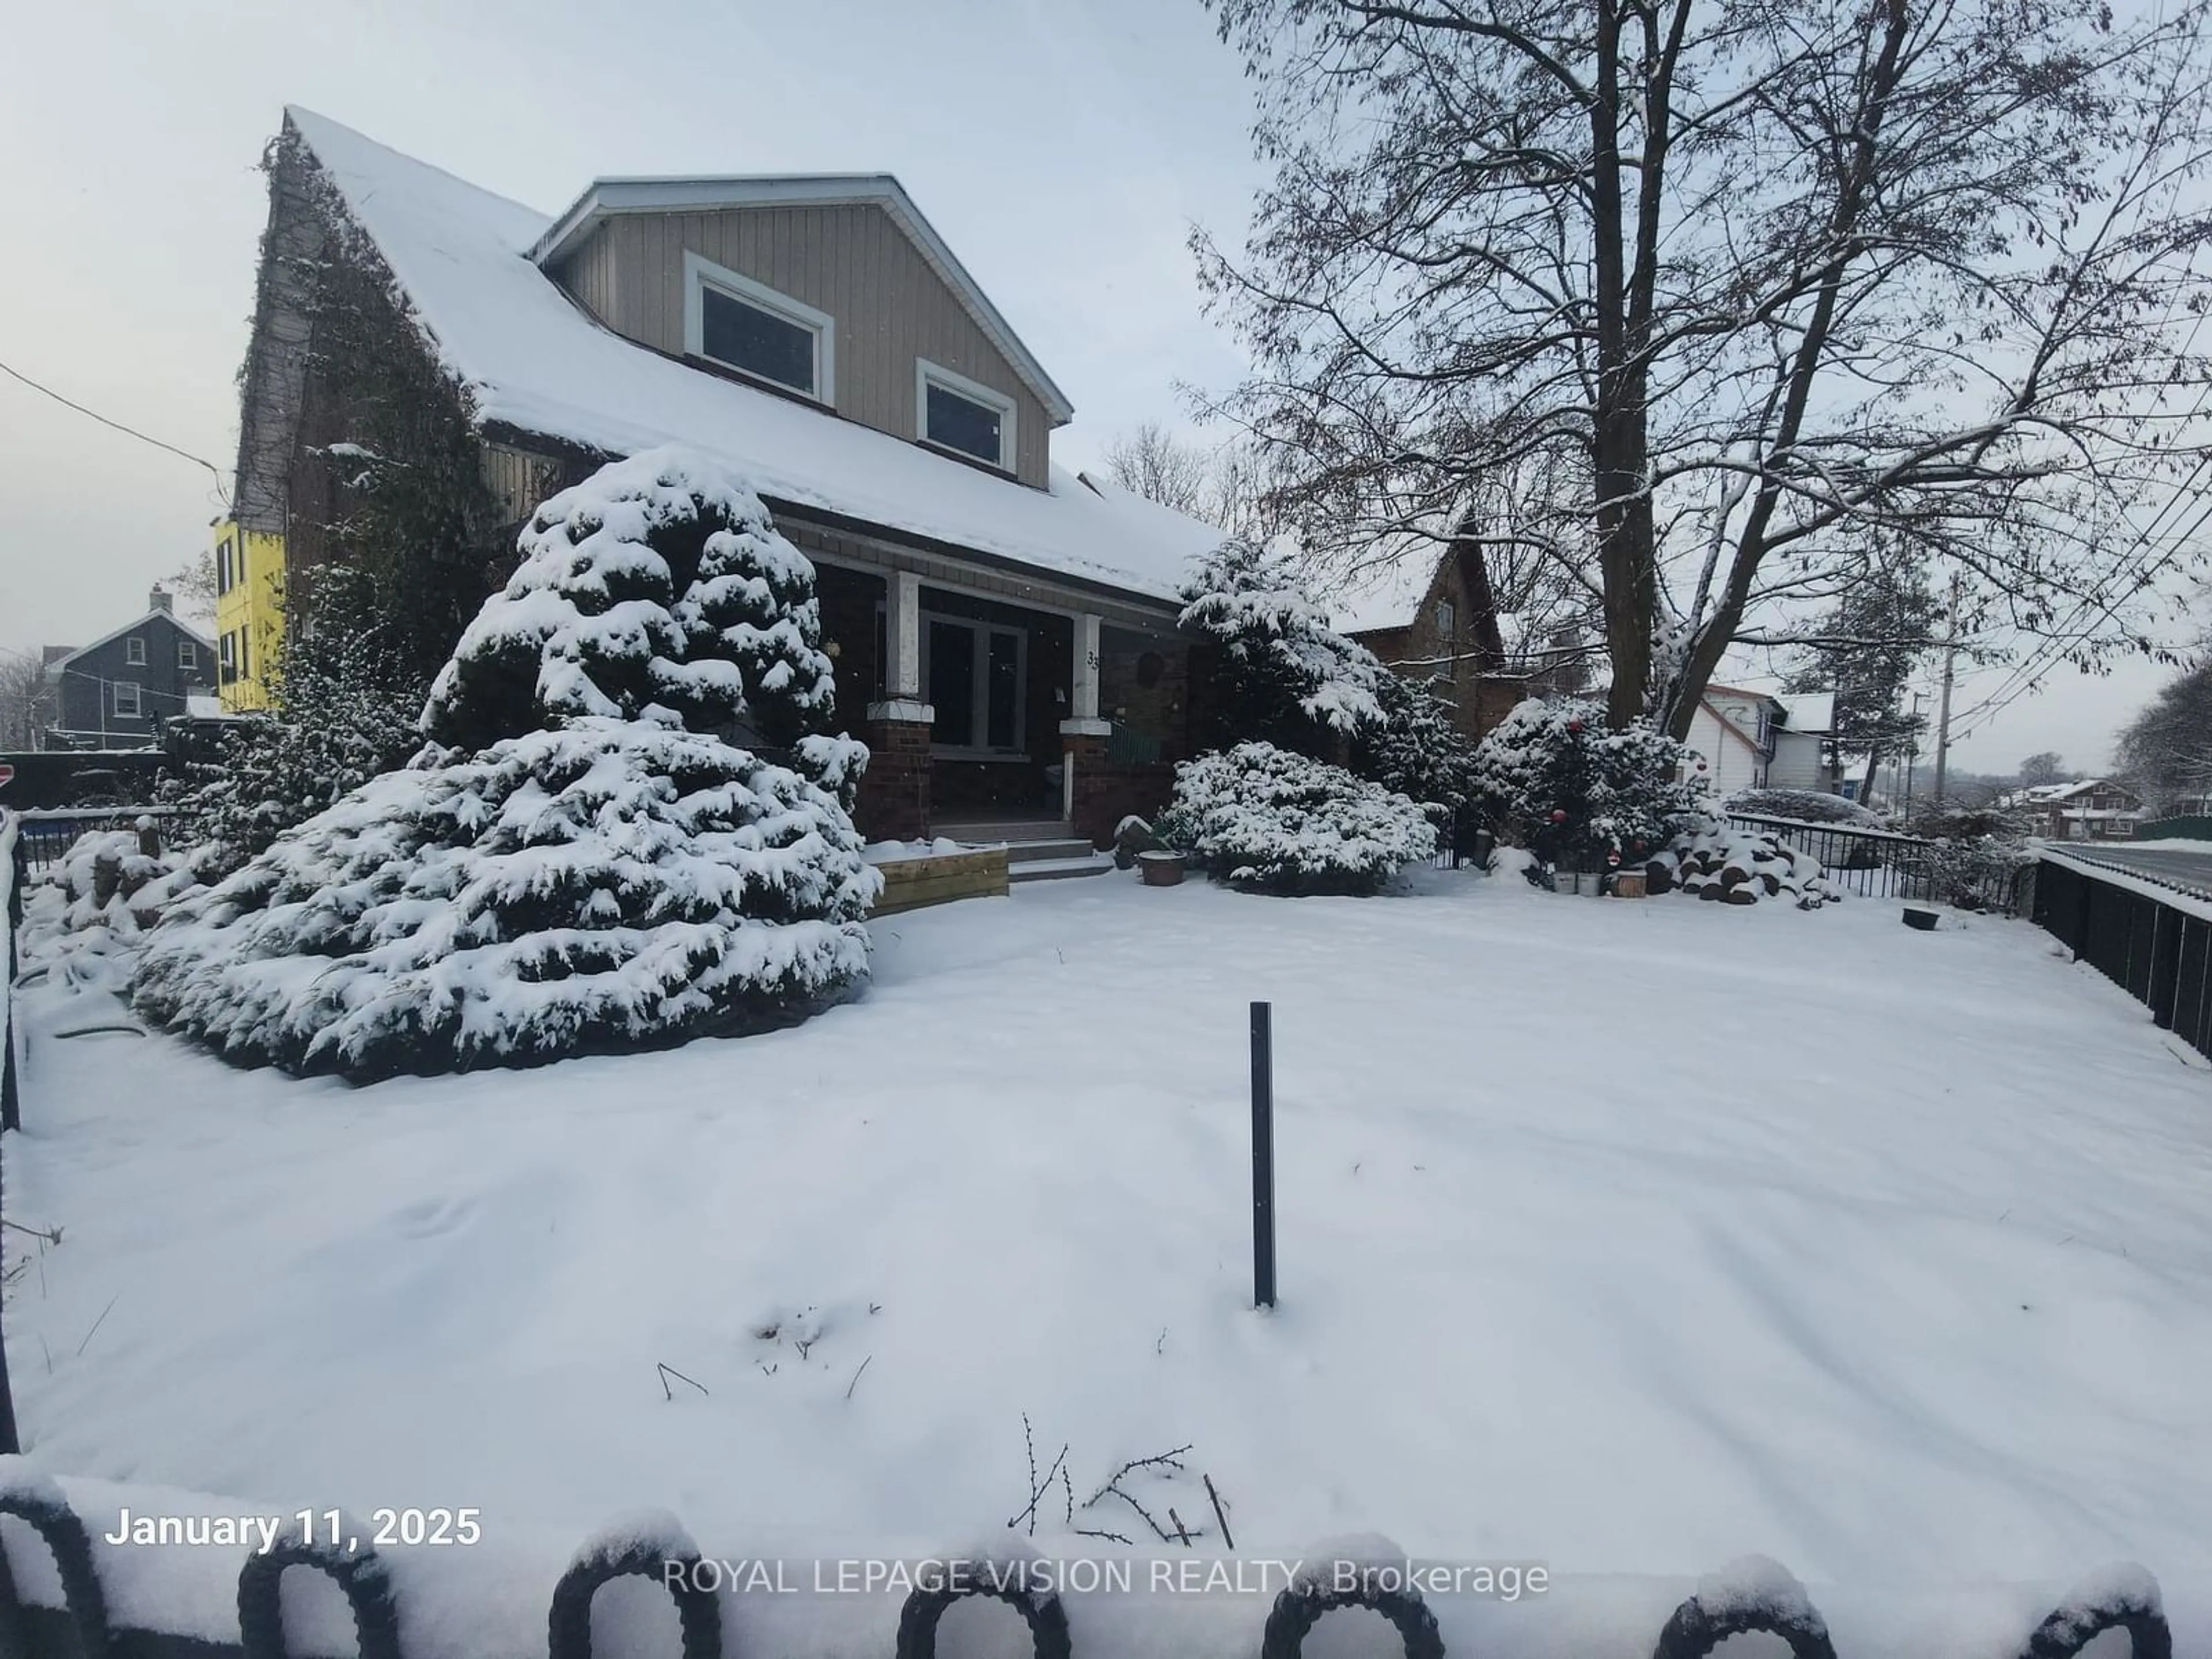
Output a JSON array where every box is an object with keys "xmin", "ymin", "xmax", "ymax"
[
  {"xmin": 1100, "ymin": 421, "xmax": 1288, "ymax": 543},
  {"xmin": 2115, "ymin": 656, "xmax": 2212, "ymax": 806},
  {"xmin": 1102, "ymin": 421, "xmax": 1216, "ymax": 517},
  {"xmin": 1197, "ymin": 0, "xmax": 2212, "ymax": 736},
  {"xmin": 0, "ymin": 649, "xmax": 55, "ymax": 751}
]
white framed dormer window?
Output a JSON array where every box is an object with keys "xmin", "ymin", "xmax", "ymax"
[
  {"xmin": 683, "ymin": 251, "xmax": 834, "ymax": 403},
  {"xmin": 124, "ymin": 635, "xmax": 146, "ymax": 666},
  {"xmin": 916, "ymin": 359, "xmax": 1017, "ymax": 471},
  {"xmin": 113, "ymin": 681, "xmax": 142, "ymax": 719},
  {"xmin": 177, "ymin": 639, "xmax": 196, "ymax": 670}
]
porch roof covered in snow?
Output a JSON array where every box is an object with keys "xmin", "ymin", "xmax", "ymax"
[{"xmin": 281, "ymin": 108, "xmax": 1225, "ymax": 609}]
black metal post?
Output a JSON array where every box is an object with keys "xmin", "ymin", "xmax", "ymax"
[{"xmin": 1251, "ymin": 1001, "xmax": 1276, "ymax": 1309}]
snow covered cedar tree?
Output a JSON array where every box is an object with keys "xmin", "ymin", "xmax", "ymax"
[
  {"xmin": 1158, "ymin": 741, "xmax": 1437, "ymax": 895},
  {"xmin": 1179, "ymin": 540, "xmax": 1385, "ymax": 757},
  {"xmin": 1471, "ymin": 698, "xmax": 1709, "ymax": 870},
  {"xmin": 131, "ymin": 448, "xmax": 879, "ymax": 1080}
]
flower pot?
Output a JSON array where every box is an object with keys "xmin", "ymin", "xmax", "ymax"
[
  {"xmin": 1138, "ymin": 850, "xmax": 1185, "ymax": 888},
  {"xmin": 1902, "ymin": 905, "xmax": 1939, "ymax": 931},
  {"xmin": 1611, "ymin": 870, "xmax": 1647, "ymax": 899}
]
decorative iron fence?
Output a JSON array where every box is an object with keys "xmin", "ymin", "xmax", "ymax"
[
  {"xmin": 6, "ymin": 808, "xmax": 171, "ymax": 879},
  {"xmin": 1725, "ymin": 813, "xmax": 1939, "ymax": 901},
  {"xmin": 2031, "ymin": 851, "xmax": 2212, "ymax": 1062},
  {"xmin": 0, "ymin": 1485, "xmax": 2178, "ymax": 1659}
]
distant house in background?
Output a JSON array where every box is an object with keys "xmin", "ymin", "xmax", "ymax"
[
  {"xmin": 1327, "ymin": 526, "xmax": 1593, "ymax": 740},
  {"xmin": 2001, "ymin": 779, "xmax": 2143, "ymax": 841},
  {"xmin": 211, "ymin": 516, "xmax": 287, "ymax": 711},
  {"xmin": 1684, "ymin": 685, "xmax": 1839, "ymax": 797},
  {"xmin": 41, "ymin": 588, "xmax": 217, "ymax": 749}
]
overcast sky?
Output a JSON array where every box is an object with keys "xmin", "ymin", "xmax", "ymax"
[{"xmin": 0, "ymin": 0, "xmax": 2193, "ymax": 773}]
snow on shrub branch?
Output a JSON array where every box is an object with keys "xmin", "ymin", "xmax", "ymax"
[
  {"xmin": 131, "ymin": 447, "xmax": 877, "ymax": 1080},
  {"xmin": 1159, "ymin": 742, "xmax": 1436, "ymax": 895},
  {"xmin": 1179, "ymin": 541, "xmax": 1386, "ymax": 744}
]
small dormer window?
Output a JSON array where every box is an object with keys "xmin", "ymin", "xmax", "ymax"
[
  {"xmin": 125, "ymin": 635, "xmax": 146, "ymax": 666},
  {"xmin": 1435, "ymin": 599, "xmax": 1456, "ymax": 635},
  {"xmin": 683, "ymin": 251, "xmax": 833, "ymax": 402},
  {"xmin": 917, "ymin": 359, "xmax": 1016, "ymax": 471}
]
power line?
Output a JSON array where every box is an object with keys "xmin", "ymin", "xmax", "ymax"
[{"xmin": 0, "ymin": 358, "xmax": 230, "ymax": 506}]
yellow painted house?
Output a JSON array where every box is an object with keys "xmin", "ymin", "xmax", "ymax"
[{"xmin": 210, "ymin": 518, "xmax": 286, "ymax": 711}]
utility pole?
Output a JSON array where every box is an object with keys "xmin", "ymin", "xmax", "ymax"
[
  {"xmin": 1903, "ymin": 692, "xmax": 1924, "ymax": 812},
  {"xmin": 1931, "ymin": 571, "xmax": 1963, "ymax": 807}
]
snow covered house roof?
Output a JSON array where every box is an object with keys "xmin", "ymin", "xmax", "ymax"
[
  {"xmin": 1327, "ymin": 551, "xmax": 1436, "ymax": 636},
  {"xmin": 46, "ymin": 609, "xmax": 217, "ymax": 676},
  {"xmin": 1775, "ymin": 691, "xmax": 1835, "ymax": 733},
  {"xmin": 281, "ymin": 108, "xmax": 1225, "ymax": 606}
]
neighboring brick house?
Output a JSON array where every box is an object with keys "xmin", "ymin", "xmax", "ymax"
[
  {"xmin": 1327, "ymin": 527, "xmax": 1592, "ymax": 739},
  {"xmin": 41, "ymin": 589, "xmax": 217, "ymax": 750},
  {"xmin": 2001, "ymin": 779, "xmax": 2143, "ymax": 840},
  {"xmin": 230, "ymin": 108, "xmax": 1226, "ymax": 850}
]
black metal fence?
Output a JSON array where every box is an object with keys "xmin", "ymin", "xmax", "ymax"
[
  {"xmin": 2032, "ymin": 853, "xmax": 2212, "ymax": 1061},
  {"xmin": 0, "ymin": 1487, "xmax": 2177, "ymax": 1659},
  {"xmin": 1725, "ymin": 813, "xmax": 1940, "ymax": 901},
  {"xmin": 7, "ymin": 808, "xmax": 170, "ymax": 880}
]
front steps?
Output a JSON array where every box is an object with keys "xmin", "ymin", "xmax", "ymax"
[{"xmin": 938, "ymin": 820, "xmax": 1115, "ymax": 884}]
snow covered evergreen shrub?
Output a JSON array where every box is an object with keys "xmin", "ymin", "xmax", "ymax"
[
  {"xmin": 1470, "ymin": 698, "xmax": 1708, "ymax": 869},
  {"xmin": 1157, "ymin": 741, "xmax": 1436, "ymax": 895},
  {"xmin": 158, "ymin": 567, "xmax": 425, "ymax": 876},
  {"xmin": 1179, "ymin": 540, "xmax": 1385, "ymax": 757},
  {"xmin": 1726, "ymin": 787, "xmax": 1882, "ymax": 827},
  {"xmin": 1351, "ymin": 671, "xmax": 1478, "ymax": 820},
  {"xmin": 131, "ymin": 448, "xmax": 878, "ymax": 1080}
]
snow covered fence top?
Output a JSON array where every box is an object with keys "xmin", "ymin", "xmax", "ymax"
[{"xmin": 0, "ymin": 1467, "xmax": 2186, "ymax": 1659}]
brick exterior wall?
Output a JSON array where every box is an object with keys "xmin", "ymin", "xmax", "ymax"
[
  {"xmin": 855, "ymin": 718, "xmax": 931, "ymax": 842},
  {"xmin": 1065, "ymin": 732, "xmax": 1176, "ymax": 847}
]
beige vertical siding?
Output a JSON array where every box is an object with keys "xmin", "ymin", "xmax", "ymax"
[
  {"xmin": 550, "ymin": 204, "xmax": 1051, "ymax": 488},
  {"xmin": 552, "ymin": 225, "xmax": 622, "ymax": 324}
]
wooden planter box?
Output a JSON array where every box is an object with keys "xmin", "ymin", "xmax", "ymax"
[
  {"xmin": 869, "ymin": 847, "xmax": 1010, "ymax": 916},
  {"xmin": 1611, "ymin": 869, "xmax": 1647, "ymax": 899}
]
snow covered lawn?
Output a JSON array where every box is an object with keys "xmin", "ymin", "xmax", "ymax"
[{"xmin": 9, "ymin": 870, "xmax": 2212, "ymax": 1652}]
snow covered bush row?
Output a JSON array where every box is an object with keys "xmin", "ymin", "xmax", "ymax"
[
  {"xmin": 1470, "ymin": 697, "xmax": 1709, "ymax": 869},
  {"xmin": 1646, "ymin": 822, "xmax": 1844, "ymax": 908},
  {"xmin": 1157, "ymin": 742, "xmax": 1437, "ymax": 895},
  {"xmin": 130, "ymin": 448, "xmax": 878, "ymax": 1080},
  {"xmin": 18, "ymin": 825, "xmax": 214, "ymax": 993}
]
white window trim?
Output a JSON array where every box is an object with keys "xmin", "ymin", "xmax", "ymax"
[
  {"xmin": 124, "ymin": 635, "xmax": 146, "ymax": 666},
  {"xmin": 682, "ymin": 250, "xmax": 834, "ymax": 404},
  {"xmin": 178, "ymin": 639, "xmax": 197, "ymax": 669},
  {"xmin": 920, "ymin": 610, "xmax": 1028, "ymax": 757},
  {"xmin": 916, "ymin": 358, "xmax": 1017, "ymax": 472},
  {"xmin": 113, "ymin": 680, "xmax": 142, "ymax": 718}
]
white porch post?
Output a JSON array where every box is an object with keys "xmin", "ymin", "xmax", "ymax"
[
  {"xmin": 867, "ymin": 570, "xmax": 934, "ymax": 724},
  {"xmin": 1059, "ymin": 612, "xmax": 1110, "ymax": 739}
]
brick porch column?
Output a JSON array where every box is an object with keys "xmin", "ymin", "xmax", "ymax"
[{"xmin": 857, "ymin": 570, "xmax": 935, "ymax": 842}]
